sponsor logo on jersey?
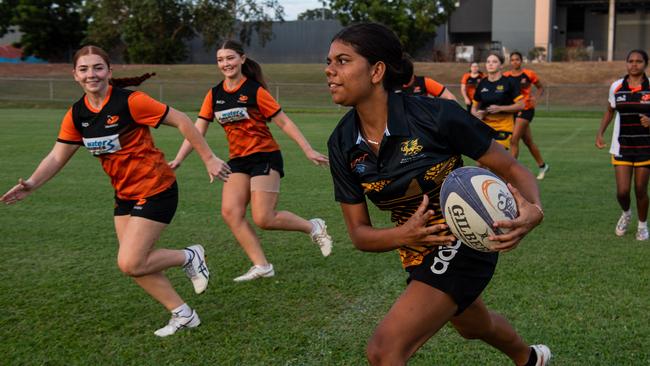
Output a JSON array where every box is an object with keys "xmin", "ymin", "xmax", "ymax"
[
  {"xmin": 106, "ymin": 115, "xmax": 120, "ymax": 125},
  {"xmin": 413, "ymin": 86, "xmax": 422, "ymax": 94},
  {"xmin": 82, "ymin": 134, "xmax": 121, "ymax": 155},
  {"xmin": 216, "ymin": 99, "xmax": 226, "ymax": 104},
  {"xmin": 214, "ymin": 107, "xmax": 250, "ymax": 124},
  {"xmin": 480, "ymin": 87, "xmax": 489, "ymax": 93},
  {"xmin": 642, "ymin": 94, "xmax": 650, "ymax": 103},
  {"xmin": 81, "ymin": 122, "xmax": 90, "ymax": 127},
  {"xmin": 238, "ymin": 94, "xmax": 249, "ymax": 103},
  {"xmin": 616, "ymin": 95, "xmax": 627, "ymax": 102},
  {"xmin": 350, "ymin": 153, "xmax": 369, "ymax": 171},
  {"xmin": 496, "ymin": 85, "xmax": 505, "ymax": 92}
]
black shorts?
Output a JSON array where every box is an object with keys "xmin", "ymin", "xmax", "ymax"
[
  {"xmin": 228, "ymin": 150, "xmax": 285, "ymax": 178},
  {"xmin": 612, "ymin": 154, "xmax": 650, "ymax": 166},
  {"xmin": 406, "ymin": 240, "xmax": 498, "ymax": 315},
  {"xmin": 114, "ymin": 181, "xmax": 178, "ymax": 224},
  {"xmin": 516, "ymin": 109, "xmax": 535, "ymax": 122}
]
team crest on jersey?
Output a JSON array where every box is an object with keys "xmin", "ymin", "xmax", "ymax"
[
  {"xmin": 83, "ymin": 134, "xmax": 121, "ymax": 155},
  {"xmin": 214, "ymin": 107, "xmax": 250, "ymax": 124},
  {"xmin": 642, "ymin": 94, "xmax": 650, "ymax": 103},
  {"xmin": 401, "ymin": 139, "xmax": 423, "ymax": 156},
  {"xmin": 496, "ymin": 85, "xmax": 505, "ymax": 91},
  {"xmin": 238, "ymin": 94, "xmax": 249, "ymax": 103},
  {"xmin": 413, "ymin": 86, "xmax": 422, "ymax": 93},
  {"xmin": 106, "ymin": 115, "xmax": 120, "ymax": 125}
]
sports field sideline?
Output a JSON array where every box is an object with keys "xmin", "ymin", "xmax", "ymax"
[{"xmin": 0, "ymin": 107, "xmax": 648, "ymax": 365}]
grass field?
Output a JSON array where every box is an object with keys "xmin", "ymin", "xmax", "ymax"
[{"xmin": 1, "ymin": 108, "xmax": 649, "ymax": 365}]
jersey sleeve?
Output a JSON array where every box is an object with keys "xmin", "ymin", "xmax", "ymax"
[
  {"xmin": 460, "ymin": 73, "xmax": 470, "ymax": 84},
  {"xmin": 437, "ymin": 101, "xmax": 495, "ymax": 160},
  {"xmin": 527, "ymin": 70, "xmax": 540, "ymax": 85},
  {"xmin": 472, "ymin": 80, "xmax": 484, "ymax": 104},
  {"xmin": 608, "ymin": 81, "xmax": 619, "ymax": 108},
  {"xmin": 256, "ymin": 87, "xmax": 282, "ymax": 119},
  {"xmin": 198, "ymin": 90, "xmax": 214, "ymax": 122},
  {"xmin": 424, "ymin": 77, "xmax": 445, "ymax": 97},
  {"xmin": 327, "ymin": 133, "xmax": 365, "ymax": 204},
  {"xmin": 56, "ymin": 108, "xmax": 83, "ymax": 145},
  {"xmin": 127, "ymin": 91, "xmax": 170, "ymax": 128}
]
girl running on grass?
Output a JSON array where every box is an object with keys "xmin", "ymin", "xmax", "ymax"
[
  {"xmin": 169, "ymin": 40, "xmax": 332, "ymax": 282},
  {"xmin": 325, "ymin": 23, "xmax": 550, "ymax": 366},
  {"xmin": 1, "ymin": 45, "xmax": 231, "ymax": 337}
]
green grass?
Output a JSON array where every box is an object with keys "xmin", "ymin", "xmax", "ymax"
[{"xmin": 1, "ymin": 109, "xmax": 649, "ymax": 365}]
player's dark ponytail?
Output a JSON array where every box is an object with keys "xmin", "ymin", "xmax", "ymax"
[
  {"xmin": 218, "ymin": 40, "xmax": 268, "ymax": 89},
  {"xmin": 110, "ymin": 73, "xmax": 156, "ymax": 88},
  {"xmin": 331, "ymin": 23, "xmax": 413, "ymax": 90}
]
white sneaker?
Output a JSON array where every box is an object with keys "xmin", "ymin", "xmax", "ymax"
[
  {"xmin": 636, "ymin": 227, "xmax": 649, "ymax": 241},
  {"xmin": 536, "ymin": 164, "xmax": 550, "ymax": 180},
  {"xmin": 531, "ymin": 344, "xmax": 552, "ymax": 366},
  {"xmin": 233, "ymin": 264, "xmax": 274, "ymax": 282},
  {"xmin": 615, "ymin": 213, "xmax": 631, "ymax": 236},
  {"xmin": 154, "ymin": 309, "xmax": 201, "ymax": 337},
  {"xmin": 183, "ymin": 245, "xmax": 209, "ymax": 294},
  {"xmin": 310, "ymin": 218, "xmax": 332, "ymax": 257}
]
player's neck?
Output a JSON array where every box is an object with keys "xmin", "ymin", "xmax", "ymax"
[
  {"xmin": 509, "ymin": 68, "xmax": 523, "ymax": 76},
  {"xmin": 224, "ymin": 74, "xmax": 245, "ymax": 90},
  {"xmin": 487, "ymin": 72, "xmax": 502, "ymax": 82},
  {"xmin": 628, "ymin": 73, "xmax": 645, "ymax": 86},
  {"xmin": 356, "ymin": 90, "xmax": 388, "ymax": 149}
]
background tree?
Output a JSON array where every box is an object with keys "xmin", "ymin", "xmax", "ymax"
[
  {"xmin": 2, "ymin": 0, "xmax": 86, "ymax": 62},
  {"xmin": 297, "ymin": 8, "xmax": 335, "ymax": 21},
  {"xmin": 325, "ymin": 0, "xmax": 458, "ymax": 56}
]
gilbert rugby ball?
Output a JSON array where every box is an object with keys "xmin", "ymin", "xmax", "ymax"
[{"xmin": 439, "ymin": 166, "xmax": 518, "ymax": 252}]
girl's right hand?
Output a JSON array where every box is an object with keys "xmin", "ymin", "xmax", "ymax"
[
  {"xmin": 399, "ymin": 195, "xmax": 456, "ymax": 246},
  {"xmin": 168, "ymin": 160, "xmax": 181, "ymax": 170},
  {"xmin": 595, "ymin": 134, "xmax": 607, "ymax": 149},
  {"xmin": 1, "ymin": 178, "xmax": 34, "ymax": 205},
  {"xmin": 204, "ymin": 155, "xmax": 232, "ymax": 183}
]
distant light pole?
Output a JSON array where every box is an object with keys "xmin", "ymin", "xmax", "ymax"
[{"xmin": 607, "ymin": 0, "xmax": 615, "ymax": 61}]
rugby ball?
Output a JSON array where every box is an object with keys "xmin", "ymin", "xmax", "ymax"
[{"xmin": 439, "ymin": 166, "xmax": 518, "ymax": 252}]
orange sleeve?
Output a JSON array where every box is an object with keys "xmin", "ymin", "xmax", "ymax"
[
  {"xmin": 127, "ymin": 91, "xmax": 170, "ymax": 128},
  {"xmin": 460, "ymin": 73, "xmax": 470, "ymax": 84},
  {"xmin": 198, "ymin": 90, "xmax": 214, "ymax": 121},
  {"xmin": 256, "ymin": 87, "xmax": 281, "ymax": 119},
  {"xmin": 503, "ymin": 71, "xmax": 512, "ymax": 77},
  {"xmin": 527, "ymin": 70, "xmax": 540, "ymax": 85},
  {"xmin": 56, "ymin": 108, "xmax": 82, "ymax": 144},
  {"xmin": 424, "ymin": 77, "xmax": 445, "ymax": 97}
]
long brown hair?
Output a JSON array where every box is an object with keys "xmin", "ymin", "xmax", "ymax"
[
  {"xmin": 218, "ymin": 40, "xmax": 267, "ymax": 89},
  {"xmin": 72, "ymin": 45, "xmax": 155, "ymax": 88}
]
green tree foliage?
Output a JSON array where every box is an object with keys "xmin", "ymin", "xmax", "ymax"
[
  {"xmin": 2, "ymin": 0, "xmax": 86, "ymax": 62},
  {"xmin": 86, "ymin": 0, "xmax": 284, "ymax": 63},
  {"xmin": 325, "ymin": 0, "xmax": 458, "ymax": 55},
  {"xmin": 297, "ymin": 8, "xmax": 335, "ymax": 21}
]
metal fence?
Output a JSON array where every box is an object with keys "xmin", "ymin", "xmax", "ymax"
[{"xmin": 0, "ymin": 77, "xmax": 609, "ymax": 112}]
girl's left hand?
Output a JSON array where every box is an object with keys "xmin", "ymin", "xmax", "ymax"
[
  {"xmin": 640, "ymin": 114, "xmax": 650, "ymax": 128},
  {"xmin": 486, "ymin": 105, "xmax": 502, "ymax": 114},
  {"xmin": 305, "ymin": 149, "xmax": 329, "ymax": 166},
  {"xmin": 489, "ymin": 183, "xmax": 544, "ymax": 252}
]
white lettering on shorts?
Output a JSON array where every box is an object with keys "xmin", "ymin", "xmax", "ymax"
[
  {"xmin": 214, "ymin": 107, "xmax": 250, "ymax": 125},
  {"xmin": 82, "ymin": 134, "xmax": 121, "ymax": 155},
  {"xmin": 430, "ymin": 239, "xmax": 462, "ymax": 275}
]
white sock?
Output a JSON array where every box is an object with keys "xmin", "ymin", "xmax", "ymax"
[
  {"xmin": 171, "ymin": 303, "xmax": 192, "ymax": 317},
  {"xmin": 183, "ymin": 248, "xmax": 192, "ymax": 266},
  {"xmin": 638, "ymin": 221, "xmax": 647, "ymax": 229},
  {"xmin": 310, "ymin": 219, "xmax": 320, "ymax": 235},
  {"xmin": 623, "ymin": 210, "xmax": 632, "ymax": 217}
]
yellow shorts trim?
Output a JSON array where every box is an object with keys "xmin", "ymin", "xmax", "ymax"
[{"xmin": 611, "ymin": 155, "xmax": 650, "ymax": 167}]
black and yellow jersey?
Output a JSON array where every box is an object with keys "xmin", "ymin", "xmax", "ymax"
[
  {"xmin": 328, "ymin": 92, "xmax": 495, "ymax": 268},
  {"xmin": 608, "ymin": 74, "xmax": 650, "ymax": 156}
]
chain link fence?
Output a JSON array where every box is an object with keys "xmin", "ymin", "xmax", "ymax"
[{"xmin": 0, "ymin": 77, "xmax": 608, "ymax": 112}]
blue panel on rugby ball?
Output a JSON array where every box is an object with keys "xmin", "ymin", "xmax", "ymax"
[{"xmin": 439, "ymin": 166, "xmax": 518, "ymax": 252}]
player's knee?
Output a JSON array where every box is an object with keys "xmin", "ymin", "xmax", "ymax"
[
  {"xmin": 221, "ymin": 206, "xmax": 244, "ymax": 226},
  {"xmin": 366, "ymin": 333, "xmax": 403, "ymax": 365},
  {"xmin": 117, "ymin": 257, "xmax": 146, "ymax": 277},
  {"xmin": 252, "ymin": 211, "xmax": 274, "ymax": 230}
]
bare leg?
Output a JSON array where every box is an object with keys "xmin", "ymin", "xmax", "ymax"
[
  {"xmin": 614, "ymin": 165, "xmax": 633, "ymax": 211},
  {"xmin": 520, "ymin": 119, "xmax": 545, "ymax": 166},
  {"xmin": 250, "ymin": 170, "xmax": 312, "ymax": 233},
  {"xmin": 633, "ymin": 166, "xmax": 650, "ymax": 222},
  {"xmin": 366, "ymin": 281, "xmax": 458, "ymax": 366},
  {"xmin": 221, "ymin": 173, "xmax": 269, "ymax": 266},
  {"xmin": 450, "ymin": 297, "xmax": 531, "ymax": 365},
  {"xmin": 510, "ymin": 118, "xmax": 525, "ymax": 159},
  {"xmin": 114, "ymin": 215, "xmax": 186, "ymax": 311}
]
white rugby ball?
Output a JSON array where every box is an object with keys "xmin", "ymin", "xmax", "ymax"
[{"xmin": 439, "ymin": 166, "xmax": 518, "ymax": 252}]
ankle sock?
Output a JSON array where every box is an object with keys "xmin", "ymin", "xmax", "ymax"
[{"xmin": 171, "ymin": 303, "xmax": 192, "ymax": 317}]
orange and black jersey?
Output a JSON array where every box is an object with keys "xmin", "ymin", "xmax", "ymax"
[
  {"xmin": 609, "ymin": 75, "xmax": 650, "ymax": 156},
  {"xmin": 460, "ymin": 72, "xmax": 484, "ymax": 101},
  {"xmin": 503, "ymin": 69, "xmax": 539, "ymax": 110},
  {"xmin": 198, "ymin": 77, "xmax": 282, "ymax": 159},
  {"xmin": 328, "ymin": 92, "xmax": 495, "ymax": 268},
  {"xmin": 473, "ymin": 76, "xmax": 523, "ymax": 133},
  {"xmin": 57, "ymin": 86, "xmax": 175, "ymax": 200},
  {"xmin": 398, "ymin": 76, "xmax": 446, "ymax": 97}
]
